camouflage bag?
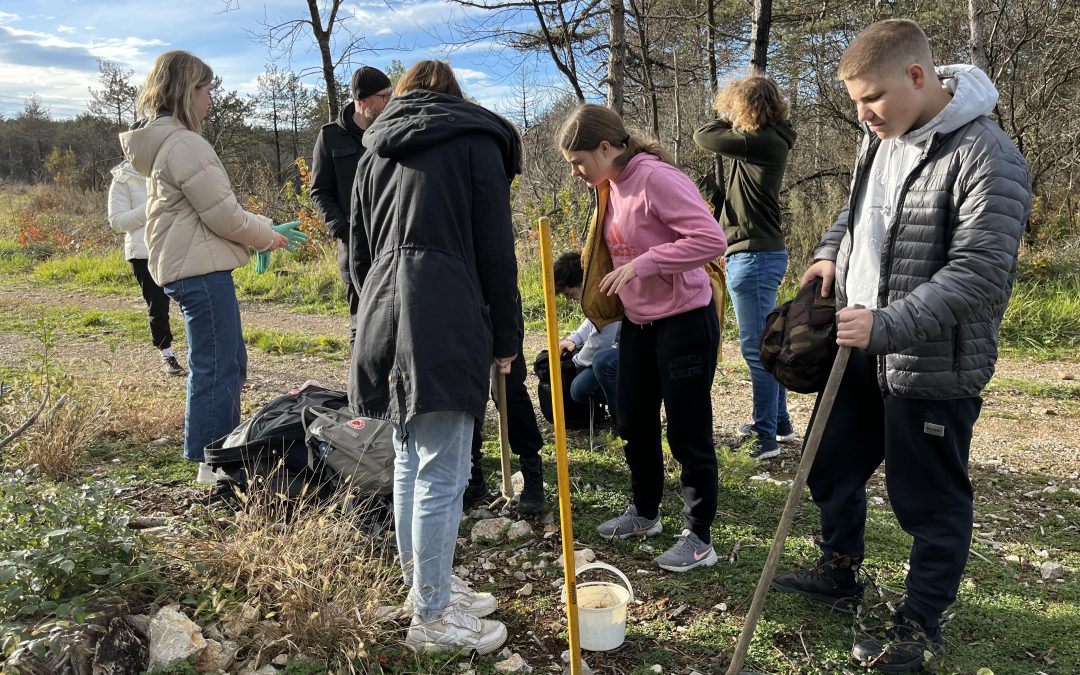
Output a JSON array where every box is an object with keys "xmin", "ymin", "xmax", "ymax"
[{"xmin": 759, "ymin": 277, "xmax": 838, "ymax": 394}]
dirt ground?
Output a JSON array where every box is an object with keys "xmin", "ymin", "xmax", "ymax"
[{"xmin": 3, "ymin": 282, "xmax": 1077, "ymax": 481}]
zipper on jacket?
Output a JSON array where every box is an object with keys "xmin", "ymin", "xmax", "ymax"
[
  {"xmin": 952, "ymin": 326, "xmax": 961, "ymax": 372},
  {"xmin": 875, "ymin": 134, "xmax": 942, "ymax": 395}
]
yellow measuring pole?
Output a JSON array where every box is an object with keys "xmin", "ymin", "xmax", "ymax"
[{"xmin": 538, "ymin": 216, "xmax": 582, "ymax": 675}]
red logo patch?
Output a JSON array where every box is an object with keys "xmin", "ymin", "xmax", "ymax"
[{"xmin": 348, "ymin": 418, "xmax": 366, "ymax": 430}]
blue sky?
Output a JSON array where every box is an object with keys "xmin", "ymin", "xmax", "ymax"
[{"xmin": 0, "ymin": 0, "xmax": 563, "ymax": 121}]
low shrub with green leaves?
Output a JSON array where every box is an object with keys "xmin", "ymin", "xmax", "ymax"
[{"xmin": 0, "ymin": 471, "xmax": 156, "ymax": 657}]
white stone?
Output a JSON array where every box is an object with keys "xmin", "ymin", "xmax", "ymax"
[
  {"xmin": 471, "ymin": 517, "xmax": 513, "ymax": 543},
  {"xmin": 522, "ymin": 561, "xmax": 532, "ymax": 570},
  {"xmin": 272, "ymin": 653, "xmax": 290, "ymax": 666},
  {"xmin": 650, "ymin": 665, "xmax": 663, "ymax": 673},
  {"xmin": 507, "ymin": 520, "xmax": 534, "ymax": 541},
  {"xmin": 495, "ymin": 652, "xmax": 532, "ymax": 673},
  {"xmin": 870, "ymin": 496, "xmax": 886, "ymax": 506},
  {"xmin": 483, "ymin": 561, "xmax": 498, "ymax": 571},
  {"xmin": 514, "ymin": 571, "xmax": 528, "ymax": 581},
  {"xmin": 713, "ymin": 602, "xmax": 728, "ymax": 612},
  {"xmin": 1041, "ymin": 561, "xmax": 1065, "ymax": 581},
  {"xmin": 557, "ymin": 548, "xmax": 596, "ymax": 569},
  {"xmin": 511, "ymin": 471, "xmax": 526, "ymax": 494},
  {"xmin": 148, "ymin": 605, "xmax": 207, "ymax": 669},
  {"xmin": 517, "ymin": 583, "xmax": 534, "ymax": 597}
]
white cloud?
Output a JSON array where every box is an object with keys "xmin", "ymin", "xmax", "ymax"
[
  {"xmin": 57, "ymin": 25, "xmax": 77, "ymax": 33},
  {"xmin": 345, "ymin": 1, "xmax": 462, "ymax": 35},
  {"xmin": 453, "ymin": 67, "xmax": 489, "ymax": 84},
  {"xmin": 0, "ymin": 11, "xmax": 18, "ymax": 25}
]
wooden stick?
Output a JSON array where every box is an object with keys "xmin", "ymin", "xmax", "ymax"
[
  {"xmin": 496, "ymin": 370, "xmax": 514, "ymax": 500},
  {"xmin": 726, "ymin": 343, "xmax": 853, "ymax": 674}
]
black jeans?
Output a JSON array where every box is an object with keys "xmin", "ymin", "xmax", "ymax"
[
  {"xmin": 130, "ymin": 258, "xmax": 172, "ymax": 350},
  {"xmin": 617, "ymin": 302, "xmax": 719, "ymax": 543},
  {"xmin": 470, "ymin": 344, "xmax": 544, "ymax": 468},
  {"xmin": 806, "ymin": 350, "xmax": 981, "ymax": 631}
]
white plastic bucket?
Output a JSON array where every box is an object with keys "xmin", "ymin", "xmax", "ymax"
[{"xmin": 573, "ymin": 562, "xmax": 634, "ymax": 651}]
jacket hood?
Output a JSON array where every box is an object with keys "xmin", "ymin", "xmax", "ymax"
[
  {"xmin": 362, "ymin": 90, "xmax": 521, "ymax": 180},
  {"xmin": 120, "ymin": 116, "xmax": 186, "ymax": 177},
  {"xmin": 335, "ymin": 101, "xmax": 364, "ymax": 135},
  {"xmin": 110, "ymin": 159, "xmax": 142, "ymax": 183},
  {"xmin": 904, "ymin": 64, "xmax": 999, "ymax": 144},
  {"xmin": 775, "ymin": 120, "xmax": 797, "ymax": 149}
]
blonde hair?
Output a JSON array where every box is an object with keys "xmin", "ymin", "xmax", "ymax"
[
  {"xmin": 396, "ymin": 60, "xmax": 463, "ymax": 99},
  {"xmin": 713, "ymin": 77, "xmax": 789, "ymax": 131},
  {"xmin": 557, "ymin": 104, "xmax": 674, "ymax": 168},
  {"xmin": 839, "ymin": 19, "xmax": 935, "ymax": 81},
  {"xmin": 136, "ymin": 51, "xmax": 213, "ymax": 132}
]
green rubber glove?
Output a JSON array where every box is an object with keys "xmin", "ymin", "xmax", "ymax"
[
  {"xmin": 273, "ymin": 220, "xmax": 308, "ymax": 252},
  {"xmin": 254, "ymin": 250, "xmax": 270, "ymax": 274}
]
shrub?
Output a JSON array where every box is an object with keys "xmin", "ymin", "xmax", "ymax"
[{"xmin": 0, "ymin": 472, "xmax": 156, "ymax": 659}]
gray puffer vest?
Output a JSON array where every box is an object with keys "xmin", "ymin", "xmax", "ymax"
[{"xmin": 815, "ymin": 117, "xmax": 1031, "ymax": 399}]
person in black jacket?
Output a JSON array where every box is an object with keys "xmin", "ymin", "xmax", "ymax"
[
  {"xmin": 309, "ymin": 66, "xmax": 391, "ymax": 347},
  {"xmin": 349, "ymin": 60, "xmax": 520, "ymax": 656}
]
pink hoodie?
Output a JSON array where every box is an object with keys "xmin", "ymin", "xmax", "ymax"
[{"xmin": 604, "ymin": 153, "xmax": 727, "ymax": 323}]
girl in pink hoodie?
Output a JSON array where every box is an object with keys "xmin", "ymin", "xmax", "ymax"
[{"xmin": 559, "ymin": 104, "xmax": 727, "ymax": 572}]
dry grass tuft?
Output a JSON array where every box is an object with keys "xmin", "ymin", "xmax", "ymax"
[{"xmin": 183, "ymin": 482, "xmax": 401, "ymax": 669}]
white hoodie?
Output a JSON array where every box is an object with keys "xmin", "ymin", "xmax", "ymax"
[{"xmin": 843, "ymin": 65, "xmax": 1000, "ymax": 308}]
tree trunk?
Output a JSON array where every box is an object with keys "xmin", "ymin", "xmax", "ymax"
[
  {"xmin": 629, "ymin": 0, "xmax": 659, "ymax": 138},
  {"xmin": 307, "ymin": 0, "xmax": 341, "ymax": 121},
  {"xmin": 968, "ymin": 0, "xmax": 989, "ymax": 73},
  {"xmin": 705, "ymin": 0, "xmax": 724, "ymax": 204},
  {"xmin": 607, "ymin": 0, "xmax": 626, "ymax": 114},
  {"xmin": 749, "ymin": 0, "xmax": 773, "ymax": 75}
]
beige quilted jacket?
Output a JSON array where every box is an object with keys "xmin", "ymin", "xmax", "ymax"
[{"xmin": 120, "ymin": 116, "xmax": 274, "ymax": 285}]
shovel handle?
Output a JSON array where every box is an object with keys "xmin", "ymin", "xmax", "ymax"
[{"xmin": 496, "ymin": 369, "xmax": 514, "ymax": 499}]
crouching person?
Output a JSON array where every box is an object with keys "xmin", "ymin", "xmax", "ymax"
[
  {"xmin": 348, "ymin": 60, "xmax": 521, "ymax": 655},
  {"xmin": 770, "ymin": 20, "xmax": 1031, "ymax": 672}
]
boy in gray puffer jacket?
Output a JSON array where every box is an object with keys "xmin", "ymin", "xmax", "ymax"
[{"xmin": 770, "ymin": 19, "xmax": 1031, "ymax": 673}]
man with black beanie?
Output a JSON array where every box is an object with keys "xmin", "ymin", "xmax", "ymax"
[{"xmin": 310, "ymin": 66, "xmax": 392, "ymax": 348}]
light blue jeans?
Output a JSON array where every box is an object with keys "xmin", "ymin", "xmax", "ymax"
[
  {"xmin": 394, "ymin": 410, "xmax": 475, "ymax": 621},
  {"xmin": 726, "ymin": 250, "xmax": 791, "ymax": 452},
  {"xmin": 163, "ymin": 271, "xmax": 246, "ymax": 462}
]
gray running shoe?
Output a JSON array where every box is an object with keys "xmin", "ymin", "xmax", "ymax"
[
  {"xmin": 596, "ymin": 505, "xmax": 662, "ymax": 539},
  {"xmin": 654, "ymin": 529, "xmax": 717, "ymax": 572},
  {"xmin": 737, "ymin": 422, "xmax": 796, "ymax": 444}
]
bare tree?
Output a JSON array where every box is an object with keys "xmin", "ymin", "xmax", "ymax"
[
  {"xmin": 607, "ymin": 0, "xmax": 626, "ymax": 113},
  {"xmin": 968, "ymin": 0, "xmax": 989, "ymax": 72},
  {"xmin": 749, "ymin": 0, "xmax": 773, "ymax": 75}
]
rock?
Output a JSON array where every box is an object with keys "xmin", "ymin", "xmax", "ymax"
[
  {"xmin": 870, "ymin": 496, "xmax": 886, "ymax": 506},
  {"xmin": 455, "ymin": 565, "xmax": 471, "ymax": 579},
  {"xmin": 507, "ymin": 520, "xmax": 534, "ymax": 541},
  {"xmin": 126, "ymin": 614, "xmax": 151, "ymax": 638},
  {"xmin": 542, "ymin": 512, "xmax": 555, "ymax": 525},
  {"xmin": 713, "ymin": 602, "xmax": 728, "ymax": 612},
  {"xmin": 560, "ymin": 650, "xmax": 594, "ymax": 675},
  {"xmin": 669, "ymin": 605, "xmax": 687, "ymax": 619},
  {"xmin": 557, "ymin": 548, "xmax": 596, "ymax": 569},
  {"xmin": 471, "ymin": 517, "xmax": 513, "ymax": 543},
  {"xmin": 150, "ymin": 437, "xmax": 171, "ymax": 446},
  {"xmin": 514, "ymin": 571, "xmax": 528, "ymax": 581},
  {"xmin": 1041, "ymin": 561, "xmax": 1065, "ymax": 581},
  {"xmin": 521, "ymin": 561, "xmax": 532, "ymax": 570},
  {"xmin": 650, "ymin": 665, "xmax": 663, "ymax": 673},
  {"xmin": 511, "ymin": 471, "xmax": 526, "ymax": 494},
  {"xmin": 483, "ymin": 561, "xmax": 497, "ymax": 571},
  {"xmin": 194, "ymin": 639, "xmax": 239, "ymax": 673},
  {"xmin": 1043, "ymin": 485, "xmax": 1060, "ymax": 494},
  {"xmin": 148, "ymin": 605, "xmax": 207, "ymax": 669},
  {"xmin": 471, "ymin": 508, "xmax": 496, "ymax": 519},
  {"xmin": 517, "ymin": 583, "xmax": 534, "ymax": 597},
  {"xmin": 1057, "ymin": 371, "xmax": 1075, "ymax": 380},
  {"xmin": 128, "ymin": 516, "xmax": 169, "ymax": 529},
  {"xmin": 495, "ymin": 652, "xmax": 532, "ymax": 673},
  {"xmin": 272, "ymin": 653, "xmax": 290, "ymax": 666},
  {"xmin": 94, "ymin": 616, "xmax": 149, "ymax": 675}
]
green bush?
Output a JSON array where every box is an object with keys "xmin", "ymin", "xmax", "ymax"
[{"xmin": 0, "ymin": 471, "xmax": 156, "ymax": 657}]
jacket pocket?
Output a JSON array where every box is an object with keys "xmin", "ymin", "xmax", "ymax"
[{"xmin": 331, "ymin": 146, "xmax": 358, "ymax": 158}]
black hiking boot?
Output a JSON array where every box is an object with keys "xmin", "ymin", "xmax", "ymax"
[
  {"xmin": 462, "ymin": 465, "xmax": 492, "ymax": 510},
  {"xmin": 851, "ymin": 607, "xmax": 943, "ymax": 672},
  {"xmin": 771, "ymin": 554, "xmax": 865, "ymax": 614},
  {"xmin": 516, "ymin": 455, "xmax": 545, "ymax": 515}
]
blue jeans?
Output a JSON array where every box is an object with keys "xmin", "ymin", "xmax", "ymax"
[
  {"xmin": 569, "ymin": 347, "xmax": 620, "ymax": 422},
  {"xmin": 394, "ymin": 410, "xmax": 475, "ymax": 621},
  {"xmin": 163, "ymin": 271, "xmax": 246, "ymax": 462},
  {"xmin": 726, "ymin": 250, "xmax": 790, "ymax": 451}
]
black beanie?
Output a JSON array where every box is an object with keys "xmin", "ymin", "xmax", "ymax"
[{"xmin": 352, "ymin": 67, "xmax": 392, "ymax": 101}]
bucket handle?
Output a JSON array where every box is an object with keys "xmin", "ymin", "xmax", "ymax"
[{"xmin": 575, "ymin": 562, "xmax": 634, "ymax": 603}]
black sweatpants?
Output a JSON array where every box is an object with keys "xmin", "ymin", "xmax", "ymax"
[
  {"xmin": 806, "ymin": 350, "xmax": 981, "ymax": 631},
  {"xmin": 470, "ymin": 344, "xmax": 544, "ymax": 467},
  {"xmin": 617, "ymin": 302, "xmax": 720, "ymax": 543},
  {"xmin": 130, "ymin": 258, "xmax": 172, "ymax": 350}
]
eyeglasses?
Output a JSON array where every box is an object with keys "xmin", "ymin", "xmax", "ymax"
[{"xmin": 371, "ymin": 92, "xmax": 392, "ymax": 102}]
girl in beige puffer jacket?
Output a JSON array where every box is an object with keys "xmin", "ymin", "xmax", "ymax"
[{"xmin": 120, "ymin": 51, "xmax": 289, "ymax": 484}]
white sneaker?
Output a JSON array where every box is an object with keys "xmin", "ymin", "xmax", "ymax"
[
  {"xmin": 405, "ymin": 575, "xmax": 497, "ymax": 618},
  {"xmin": 405, "ymin": 607, "xmax": 507, "ymax": 655},
  {"xmin": 196, "ymin": 462, "xmax": 217, "ymax": 484}
]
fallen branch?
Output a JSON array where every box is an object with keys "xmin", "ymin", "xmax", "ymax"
[{"xmin": 0, "ymin": 383, "xmax": 50, "ymax": 452}]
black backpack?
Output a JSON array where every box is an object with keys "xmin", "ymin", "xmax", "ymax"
[
  {"xmin": 203, "ymin": 384, "xmax": 350, "ymax": 498},
  {"xmin": 533, "ymin": 349, "xmax": 603, "ymax": 430}
]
